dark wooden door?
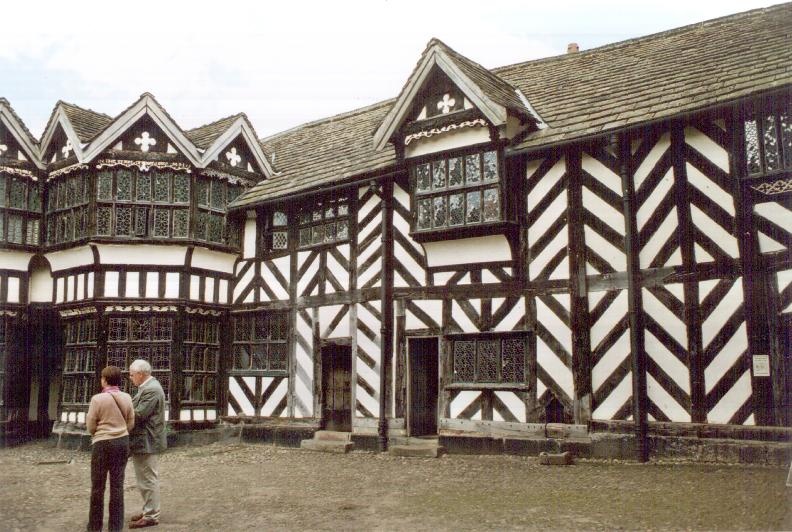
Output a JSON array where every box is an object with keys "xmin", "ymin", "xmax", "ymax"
[
  {"xmin": 408, "ymin": 337, "xmax": 439, "ymax": 436},
  {"xmin": 321, "ymin": 344, "xmax": 352, "ymax": 432}
]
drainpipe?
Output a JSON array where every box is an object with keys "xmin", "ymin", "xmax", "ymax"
[{"xmin": 378, "ymin": 178, "xmax": 394, "ymax": 452}]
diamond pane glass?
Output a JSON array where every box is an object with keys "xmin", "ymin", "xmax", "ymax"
[
  {"xmin": 211, "ymin": 180, "xmax": 225, "ymax": 210},
  {"xmin": 9, "ymin": 179, "xmax": 25, "ymax": 208},
  {"xmin": 433, "ymin": 195, "xmax": 447, "ymax": 228},
  {"xmin": 173, "ymin": 209, "xmax": 189, "ymax": 238},
  {"xmin": 153, "ymin": 173, "xmax": 169, "ymax": 202},
  {"xmin": 153, "ymin": 209, "xmax": 169, "ymax": 237},
  {"xmin": 483, "ymin": 188, "xmax": 500, "ymax": 222},
  {"xmin": 26, "ymin": 219, "xmax": 39, "ymax": 245},
  {"xmin": 270, "ymin": 344, "xmax": 288, "ymax": 371},
  {"xmin": 337, "ymin": 202, "xmax": 349, "ymax": 217},
  {"xmin": 254, "ymin": 314, "xmax": 268, "ymax": 341},
  {"xmin": 782, "ymin": 112, "xmax": 792, "ymax": 169},
  {"xmin": 108, "ymin": 318, "xmax": 128, "ymax": 342},
  {"xmin": 272, "ymin": 231, "xmax": 287, "ymax": 249},
  {"xmin": 432, "ymin": 160, "xmax": 446, "ymax": 190},
  {"xmin": 8, "ymin": 215, "xmax": 22, "ymax": 243},
  {"xmin": 417, "ymin": 198, "xmax": 432, "ymax": 230},
  {"xmin": 252, "ymin": 344, "xmax": 267, "ymax": 370},
  {"xmin": 299, "ymin": 227, "xmax": 311, "ymax": 247},
  {"xmin": 209, "ymin": 214, "xmax": 223, "ymax": 242},
  {"xmin": 97, "ymin": 207, "xmax": 112, "ymax": 236},
  {"xmin": 324, "ymin": 221, "xmax": 337, "ymax": 242},
  {"xmin": 136, "ymin": 173, "xmax": 151, "ymax": 201},
  {"xmin": 744, "ymin": 120, "xmax": 761, "ymax": 175},
  {"xmin": 234, "ymin": 345, "xmax": 251, "ymax": 370},
  {"xmin": 273, "ymin": 211, "xmax": 287, "ymax": 226},
  {"xmin": 449, "ymin": 193, "xmax": 464, "ymax": 226},
  {"xmin": 0, "ymin": 176, "xmax": 5, "ymax": 207},
  {"xmin": 466, "ymin": 191, "xmax": 481, "ymax": 224},
  {"xmin": 483, "ymin": 151, "xmax": 498, "ymax": 182},
  {"xmin": 197, "ymin": 179, "xmax": 209, "ymax": 207},
  {"xmin": 324, "ymin": 204, "xmax": 335, "ymax": 219},
  {"xmin": 453, "ymin": 341, "xmax": 475, "ymax": 382},
  {"xmin": 477, "ymin": 340, "xmax": 499, "ymax": 381},
  {"xmin": 763, "ymin": 115, "xmax": 781, "ymax": 172},
  {"xmin": 195, "ymin": 212, "xmax": 208, "ymax": 240},
  {"xmin": 116, "ymin": 207, "xmax": 132, "ymax": 236},
  {"xmin": 448, "ymin": 157, "xmax": 463, "ymax": 187},
  {"xmin": 312, "ymin": 225, "xmax": 324, "ymax": 245},
  {"xmin": 130, "ymin": 318, "xmax": 151, "ymax": 341},
  {"xmin": 116, "ymin": 170, "xmax": 132, "ymax": 200},
  {"xmin": 235, "ymin": 316, "xmax": 252, "ymax": 341},
  {"xmin": 416, "ymin": 163, "xmax": 431, "ymax": 193},
  {"xmin": 270, "ymin": 313, "xmax": 287, "ymax": 340},
  {"xmin": 465, "ymin": 154, "xmax": 480, "ymax": 184},
  {"xmin": 173, "ymin": 174, "xmax": 190, "ymax": 203},
  {"xmin": 502, "ymin": 338, "xmax": 525, "ymax": 383}
]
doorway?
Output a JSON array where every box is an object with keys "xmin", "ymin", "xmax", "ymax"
[
  {"xmin": 408, "ymin": 337, "xmax": 439, "ymax": 436},
  {"xmin": 320, "ymin": 343, "xmax": 352, "ymax": 432}
]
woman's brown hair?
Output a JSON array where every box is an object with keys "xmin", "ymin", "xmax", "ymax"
[{"xmin": 101, "ymin": 366, "xmax": 122, "ymax": 387}]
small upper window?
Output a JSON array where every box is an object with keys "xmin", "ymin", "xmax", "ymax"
[
  {"xmin": 744, "ymin": 104, "xmax": 792, "ymax": 177},
  {"xmin": 297, "ymin": 196, "xmax": 349, "ymax": 249},
  {"xmin": 412, "ymin": 149, "xmax": 501, "ymax": 233},
  {"xmin": 262, "ymin": 208, "xmax": 289, "ymax": 254}
]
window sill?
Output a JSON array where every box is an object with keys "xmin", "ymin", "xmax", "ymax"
[
  {"xmin": 445, "ymin": 382, "xmax": 529, "ymax": 391},
  {"xmin": 409, "ymin": 221, "xmax": 517, "ymax": 243}
]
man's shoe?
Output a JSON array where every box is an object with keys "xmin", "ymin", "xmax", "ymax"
[
  {"xmin": 129, "ymin": 517, "xmax": 158, "ymax": 529},
  {"xmin": 129, "ymin": 514, "xmax": 144, "ymax": 522}
]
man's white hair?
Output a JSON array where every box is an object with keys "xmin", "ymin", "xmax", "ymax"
[{"xmin": 129, "ymin": 359, "xmax": 152, "ymax": 375}]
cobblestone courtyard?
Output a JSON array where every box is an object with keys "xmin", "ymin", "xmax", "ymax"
[{"xmin": 0, "ymin": 440, "xmax": 790, "ymax": 531}]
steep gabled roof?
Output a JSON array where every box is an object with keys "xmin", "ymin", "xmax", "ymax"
[
  {"xmin": 186, "ymin": 114, "xmax": 244, "ymax": 149},
  {"xmin": 0, "ymin": 97, "xmax": 43, "ymax": 168},
  {"xmin": 501, "ymin": 2, "xmax": 792, "ymax": 150},
  {"xmin": 373, "ymin": 38, "xmax": 535, "ymax": 151},
  {"xmin": 232, "ymin": 3, "xmax": 792, "ymax": 208},
  {"xmin": 59, "ymin": 102, "xmax": 112, "ymax": 143},
  {"xmin": 186, "ymin": 113, "xmax": 274, "ymax": 175},
  {"xmin": 231, "ymin": 100, "xmax": 396, "ymax": 208}
]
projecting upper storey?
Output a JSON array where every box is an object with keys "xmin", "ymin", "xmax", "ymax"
[{"xmin": 231, "ymin": 3, "xmax": 792, "ymax": 209}]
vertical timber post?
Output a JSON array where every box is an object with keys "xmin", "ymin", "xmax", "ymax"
[
  {"xmin": 379, "ymin": 178, "xmax": 394, "ymax": 452},
  {"xmin": 618, "ymin": 133, "xmax": 649, "ymax": 462}
]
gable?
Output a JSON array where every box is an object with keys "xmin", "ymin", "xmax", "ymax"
[
  {"xmin": 0, "ymin": 121, "xmax": 28, "ymax": 164},
  {"xmin": 212, "ymin": 134, "xmax": 258, "ymax": 173},
  {"xmin": 409, "ymin": 67, "xmax": 472, "ymax": 122},
  {"xmin": 105, "ymin": 114, "xmax": 187, "ymax": 158},
  {"xmin": 42, "ymin": 123, "xmax": 75, "ymax": 164},
  {"xmin": 0, "ymin": 103, "xmax": 42, "ymax": 168}
]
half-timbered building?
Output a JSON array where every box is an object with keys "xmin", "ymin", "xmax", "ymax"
[{"xmin": 1, "ymin": 4, "xmax": 790, "ymax": 459}]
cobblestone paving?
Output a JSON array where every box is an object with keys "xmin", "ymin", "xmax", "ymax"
[{"xmin": 0, "ymin": 440, "xmax": 790, "ymax": 531}]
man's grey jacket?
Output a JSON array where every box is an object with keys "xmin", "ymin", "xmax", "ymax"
[{"xmin": 130, "ymin": 376, "xmax": 167, "ymax": 454}]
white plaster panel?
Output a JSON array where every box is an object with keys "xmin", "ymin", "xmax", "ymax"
[
  {"xmin": 494, "ymin": 391, "xmax": 526, "ymax": 423},
  {"xmin": 701, "ymin": 280, "xmax": 743, "ymax": 349},
  {"xmin": 326, "ymin": 251, "xmax": 349, "ymax": 292},
  {"xmin": 6, "ymin": 276, "xmax": 20, "ymax": 303},
  {"xmin": 218, "ymin": 279, "xmax": 229, "ymax": 304},
  {"xmin": 590, "ymin": 291, "xmax": 627, "ymax": 348},
  {"xmin": 527, "ymin": 158, "xmax": 564, "ymax": 209},
  {"xmin": 449, "ymin": 390, "xmax": 482, "ymax": 419},
  {"xmin": 704, "ymin": 323, "xmax": 748, "ymax": 394},
  {"xmin": 423, "ymin": 235, "xmax": 511, "ymax": 267},
  {"xmin": 145, "ymin": 272, "xmax": 159, "ymax": 298},
  {"xmin": 164, "ymin": 272, "xmax": 180, "ymax": 298},
  {"xmin": 642, "ymin": 288, "xmax": 686, "ymax": 345},
  {"xmin": 46, "ymin": 246, "xmax": 92, "ymax": 271},
  {"xmin": 406, "ymin": 299, "xmax": 442, "ymax": 331},
  {"xmin": 755, "ymin": 202, "xmax": 792, "ymax": 233},
  {"xmin": 584, "ymin": 226, "xmax": 626, "ymax": 272},
  {"xmin": 686, "ymin": 162, "xmax": 734, "ymax": 216},
  {"xmin": 636, "ymin": 168, "xmax": 674, "ymax": 231},
  {"xmin": 778, "ymin": 270, "xmax": 792, "ymax": 313},
  {"xmin": 633, "ymin": 133, "xmax": 670, "ymax": 190},
  {"xmin": 104, "ymin": 272, "xmax": 119, "ymax": 298},
  {"xmin": 583, "ymin": 188, "xmax": 624, "ymax": 235},
  {"xmin": 0, "ymin": 249, "xmax": 33, "ymax": 271},
  {"xmin": 29, "ymin": 266, "xmax": 53, "ymax": 303},
  {"xmin": 87, "ymin": 272, "xmax": 94, "ymax": 298},
  {"xmin": 645, "ymin": 330, "xmax": 690, "ymax": 394},
  {"xmin": 647, "ymin": 374, "xmax": 690, "ymax": 422},
  {"xmin": 690, "ymin": 204, "xmax": 738, "ymax": 259},
  {"xmin": 260, "ymin": 377, "xmax": 288, "ymax": 417},
  {"xmin": 537, "ymin": 336, "xmax": 573, "ymax": 399},
  {"xmin": 640, "ymin": 206, "xmax": 680, "ymax": 269},
  {"xmin": 493, "ymin": 298, "xmax": 525, "ymax": 332},
  {"xmin": 592, "ymin": 330, "xmax": 630, "ymax": 392},
  {"xmin": 125, "ymin": 272, "xmax": 139, "ymax": 298},
  {"xmin": 243, "ymin": 216, "xmax": 257, "ymax": 260},
  {"xmin": 55, "ymin": 277, "xmax": 64, "ymax": 303},
  {"xmin": 77, "ymin": 274, "xmax": 85, "ymax": 300},
  {"xmin": 189, "ymin": 275, "xmax": 200, "ymax": 300},
  {"xmin": 405, "ymin": 126, "xmax": 490, "ymax": 158},
  {"xmin": 707, "ymin": 370, "xmax": 752, "ymax": 424},
  {"xmin": 592, "ymin": 371, "xmax": 632, "ymax": 421},
  {"xmin": 191, "ymin": 247, "xmax": 236, "ymax": 273},
  {"xmin": 233, "ymin": 263, "xmax": 254, "ymax": 302},
  {"xmin": 757, "ymin": 232, "xmax": 785, "ymax": 253},
  {"xmin": 228, "ymin": 377, "xmax": 255, "ymax": 416},
  {"xmin": 451, "ymin": 300, "xmax": 478, "ymax": 333},
  {"xmin": 684, "ymin": 126, "xmax": 729, "ymax": 172},
  {"xmin": 204, "ymin": 277, "xmax": 215, "ymax": 302},
  {"xmin": 97, "ymin": 244, "xmax": 185, "ymax": 265},
  {"xmin": 537, "ymin": 297, "xmax": 572, "ymax": 355},
  {"xmin": 582, "ymin": 153, "xmax": 621, "ymax": 195},
  {"xmin": 66, "ymin": 275, "xmax": 75, "ymax": 301}
]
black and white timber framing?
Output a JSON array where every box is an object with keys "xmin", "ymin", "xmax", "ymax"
[{"xmin": 0, "ymin": 5, "xmax": 790, "ymax": 457}]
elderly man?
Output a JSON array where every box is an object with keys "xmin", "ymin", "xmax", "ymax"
[{"xmin": 128, "ymin": 359, "xmax": 167, "ymax": 529}]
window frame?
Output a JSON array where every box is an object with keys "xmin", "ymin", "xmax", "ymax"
[
  {"xmin": 0, "ymin": 173, "xmax": 42, "ymax": 247},
  {"xmin": 447, "ymin": 332, "xmax": 529, "ymax": 388},
  {"xmin": 408, "ymin": 144, "xmax": 511, "ymax": 241},
  {"xmin": 295, "ymin": 193, "xmax": 351, "ymax": 251},
  {"xmin": 231, "ymin": 311, "xmax": 289, "ymax": 376},
  {"xmin": 741, "ymin": 97, "xmax": 792, "ymax": 179}
]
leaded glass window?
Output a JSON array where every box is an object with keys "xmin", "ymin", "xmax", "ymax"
[
  {"xmin": 173, "ymin": 175, "xmax": 190, "ymax": 203},
  {"xmin": 296, "ymin": 195, "xmax": 350, "ymax": 250},
  {"xmin": 411, "ymin": 149, "xmax": 502, "ymax": 233},
  {"xmin": 153, "ymin": 172, "xmax": 170, "ymax": 202},
  {"xmin": 451, "ymin": 335, "xmax": 527, "ymax": 384},
  {"xmin": 107, "ymin": 315, "xmax": 173, "ymax": 399},
  {"xmin": 116, "ymin": 170, "xmax": 132, "ymax": 200},
  {"xmin": 153, "ymin": 209, "xmax": 169, "ymax": 238},
  {"xmin": 173, "ymin": 209, "xmax": 189, "ymax": 238},
  {"xmin": 136, "ymin": 172, "xmax": 151, "ymax": 201},
  {"xmin": 0, "ymin": 174, "xmax": 40, "ymax": 247},
  {"xmin": 232, "ymin": 312, "xmax": 288, "ymax": 374},
  {"xmin": 61, "ymin": 316, "xmax": 98, "ymax": 406},
  {"xmin": 744, "ymin": 102, "xmax": 792, "ymax": 177}
]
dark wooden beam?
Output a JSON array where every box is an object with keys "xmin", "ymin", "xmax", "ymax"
[{"xmin": 379, "ymin": 179, "xmax": 394, "ymax": 451}]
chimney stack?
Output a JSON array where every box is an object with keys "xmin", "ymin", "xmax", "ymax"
[{"xmin": 567, "ymin": 42, "xmax": 579, "ymax": 54}]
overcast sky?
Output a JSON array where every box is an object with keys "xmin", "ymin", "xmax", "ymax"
[{"xmin": 0, "ymin": 0, "xmax": 776, "ymax": 140}]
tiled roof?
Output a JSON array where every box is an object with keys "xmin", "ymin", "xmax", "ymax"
[
  {"xmin": 185, "ymin": 113, "xmax": 244, "ymax": 149},
  {"xmin": 59, "ymin": 101, "xmax": 113, "ymax": 143},
  {"xmin": 500, "ymin": 2, "xmax": 792, "ymax": 150},
  {"xmin": 233, "ymin": 4, "xmax": 792, "ymax": 208},
  {"xmin": 232, "ymin": 100, "xmax": 397, "ymax": 208},
  {"xmin": 0, "ymin": 97, "xmax": 41, "ymax": 148}
]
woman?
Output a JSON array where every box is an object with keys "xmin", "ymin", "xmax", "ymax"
[{"xmin": 86, "ymin": 366, "xmax": 135, "ymax": 532}]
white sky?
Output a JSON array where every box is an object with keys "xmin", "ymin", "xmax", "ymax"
[{"xmin": 0, "ymin": 0, "xmax": 777, "ymax": 139}]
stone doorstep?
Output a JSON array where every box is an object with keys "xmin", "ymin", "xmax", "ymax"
[
  {"xmin": 388, "ymin": 437, "xmax": 446, "ymax": 458},
  {"xmin": 300, "ymin": 438, "xmax": 354, "ymax": 454},
  {"xmin": 313, "ymin": 430, "xmax": 353, "ymax": 442}
]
